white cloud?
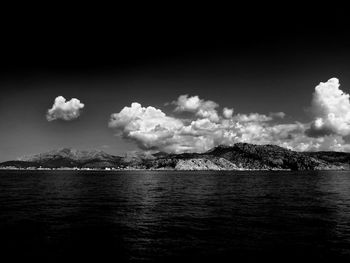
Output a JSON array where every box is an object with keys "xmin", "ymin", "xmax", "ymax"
[
  {"xmin": 109, "ymin": 101, "xmax": 302, "ymax": 153},
  {"xmin": 109, "ymin": 79, "xmax": 350, "ymax": 153},
  {"xmin": 174, "ymin": 95, "xmax": 203, "ymax": 112},
  {"xmin": 234, "ymin": 113, "xmax": 272, "ymax": 122},
  {"xmin": 47, "ymin": 96, "xmax": 84, "ymax": 121},
  {"xmin": 109, "ymin": 103, "xmax": 183, "ymax": 150},
  {"xmin": 173, "ymin": 95, "xmax": 220, "ymax": 122},
  {"xmin": 223, "ymin": 107, "xmax": 234, "ymax": 118},
  {"xmin": 307, "ymin": 78, "xmax": 350, "ymax": 137}
]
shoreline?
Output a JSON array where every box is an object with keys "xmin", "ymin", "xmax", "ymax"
[{"xmin": 0, "ymin": 167, "xmax": 348, "ymax": 172}]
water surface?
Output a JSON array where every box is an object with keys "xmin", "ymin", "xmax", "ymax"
[{"xmin": 1, "ymin": 170, "xmax": 350, "ymax": 262}]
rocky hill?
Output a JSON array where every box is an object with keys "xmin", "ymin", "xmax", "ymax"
[
  {"xmin": 1, "ymin": 143, "xmax": 349, "ymax": 170},
  {"xmin": 202, "ymin": 144, "xmax": 327, "ymax": 170}
]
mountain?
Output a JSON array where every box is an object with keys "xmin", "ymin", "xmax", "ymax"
[
  {"xmin": 202, "ymin": 143, "xmax": 325, "ymax": 170},
  {"xmin": 149, "ymin": 143, "xmax": 349, "ymax": 170},
  {"xmin": 13, "ymin": 148, "xmax": 123, "ymax": 168},
  {"xmin": 1, "ymin": 144, "xmax": 350, "ymax": 170}
]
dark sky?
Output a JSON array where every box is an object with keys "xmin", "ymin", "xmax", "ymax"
[{"xmin": 1, "ymin": 6, "xmax": 350, "ymax": 161}]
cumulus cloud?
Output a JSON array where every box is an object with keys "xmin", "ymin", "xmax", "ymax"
[
  {"xmin": 173, "ymin": 95, "xmax": 220, "ymax": 122},
  {"xmin": 223, "ymin": 107, "xmax": 234, "ymax": 118},
  {"xmin": 109, "ymin": 102, "xmax": 296, "ymax": 153},
  {"xmin": 109, "ymin": 102, "xmax": 307, "ymax": 153},
  {"xmin": 47, "ymin": 96, "xmax": 84, "ymax": 121},
  {"xmin": 109, "ymin": 102, "xmax": 184, "ymax": 151},
  {"xmin": 306, "ymin": 78, "xmax": 350, "ymax": 137},
  {"xmin": 109, "ymin": 81, "xmax": 350, "ymax": 153}
]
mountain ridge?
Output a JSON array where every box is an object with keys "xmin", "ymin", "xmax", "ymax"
[{"xmin": 1, "ymin": 143, "xmax": 350, "ymax": 171}]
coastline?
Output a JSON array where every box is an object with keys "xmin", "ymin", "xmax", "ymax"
[
  {"xmin": 0, "ymin": 167, "xmax": 348, "ymax": 172},
  {"xmin": 1, "ymin": 144, "xmax": 349, "ymax": 172}
]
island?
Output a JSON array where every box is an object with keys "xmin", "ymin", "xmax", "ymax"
[{"xmin": 1, "ymin": 143, "xmax": 349, "ymax": 171}]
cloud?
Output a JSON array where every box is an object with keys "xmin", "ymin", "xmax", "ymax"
[
  {"xmin": 47, "ymin": 96, "xmax": 84, "ymax": 121},
  {"xmin": 173, "ymin": 95, "xmax": 220, "ymax": 122},
  {"xmin": 109, "ymin": 81, "xmax": 350, "ymax": 153},
  {"xmin": 109, "ymin": 101, "xmax": 223, "ymax": 153},
  {"xmin": 306, "ymin": 78, "xmax": 350, "ymax": 137},
  {"xmin": 109, "ymin": 101, "xmax": 298, "ymax": 153},
  {"xmin": 234, "ymin": 113, "xmax": 273, "ymax": 122},
  {"xmin": 232, "ymin": 112, "xmax": 285, "ymax": 122},
  {"xmin": 174, "ymin": 95, "xmax": 203, "ymax": 112},
  {"xmin": 109, "ymin": 102, "xmax": 184, "ymax": 151},
  {"xmin": 109, "ymin": 103, "xmax": 308, "ymax": 153},
  {"xmin": 223, "ymin": 107, "xmax": 234, "ymax": 118},
  {"xmin": 269, "ymin": 112, "xmax": 286, "ymax": 119}
]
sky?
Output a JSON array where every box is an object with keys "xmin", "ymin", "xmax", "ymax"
[{"xmin": 1, "ymin": 6, "xmax": 350, "ymax": 161}]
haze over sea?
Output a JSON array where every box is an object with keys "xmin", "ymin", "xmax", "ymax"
[{"xmin": 1, "ymin": 170, "xmax": 350, "ymax": 262}]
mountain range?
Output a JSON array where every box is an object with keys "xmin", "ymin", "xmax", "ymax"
[{"xmin": 1, "ymin": 143, "xmax": 350, "ymax": 171}]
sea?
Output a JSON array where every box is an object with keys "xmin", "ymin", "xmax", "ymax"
[{"xmin": 0, "ymin": 170, "xmax": 350, "ymax": 262}]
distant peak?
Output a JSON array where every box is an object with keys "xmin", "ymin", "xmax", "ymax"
[{"xmin": 56, "ymin": 147, "xmax": 75, "ymax": 153}]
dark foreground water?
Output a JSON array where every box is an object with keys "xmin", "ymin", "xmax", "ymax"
[{"xmin": 1, "ymin": 170, "xmax": 350, "ymax": 262}]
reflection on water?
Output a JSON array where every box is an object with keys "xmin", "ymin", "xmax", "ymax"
[{"xmin": 0, "ymin": 170, "xmax": 350, "ymax": 262}]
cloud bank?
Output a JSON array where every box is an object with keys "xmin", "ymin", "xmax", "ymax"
[
  {"xmin": 47, "ymin": 96, "xmax": 85, "ymax": 121},
  {"xmin": 109, "ymin": 78, "xmax": 350, "ymax": 153}
]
